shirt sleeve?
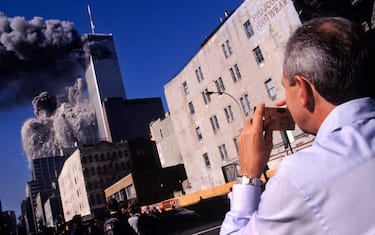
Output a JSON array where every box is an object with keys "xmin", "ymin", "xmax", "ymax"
[
  {"xmin": 220, "ymin": 174, "xmax": 321, "ymax": 235},
  {"xmin": 219, "ymin": 183, "xmax": 261, "ymax": 235}
]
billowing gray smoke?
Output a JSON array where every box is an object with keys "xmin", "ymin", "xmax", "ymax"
[
  {"xmin": 0, "ymin": 12, "xmax": 86, "ymax": 110},
  {"xmin": 0, "ymin": 12, "xmax": 117, "ymax": 160},
  {"xmin": 21, "ymin": 78, "xmax": 98, "ymax": 161}
]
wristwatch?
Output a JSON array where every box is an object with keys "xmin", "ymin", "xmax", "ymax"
[{"xmin": 241, "ymin": 175, "xmax": 263, "ymax": 186}]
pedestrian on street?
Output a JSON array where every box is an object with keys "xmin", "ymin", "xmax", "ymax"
[
  {"xmin": 220, "ymin": 16, "xmax": 375, "ymax": 234},
  {"xmin": 103, "ymin": 198, "xmax": 131, "ymax": 235}
]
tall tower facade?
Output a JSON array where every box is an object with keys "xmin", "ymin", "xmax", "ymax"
[
  {"xmin": 83, "ymin": 34, "xmax": 126, "ymax": 141},
  {"xmin": 27, "ymin": 155, "xmax": 67, "ymax": 233}
]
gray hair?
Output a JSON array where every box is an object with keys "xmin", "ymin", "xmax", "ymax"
[{"xmin": 283, "ymin": 17, "xmax": 374, "ymax": 105}]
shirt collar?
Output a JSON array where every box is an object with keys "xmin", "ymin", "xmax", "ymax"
[{"xmin": 316, "ymin": 97, "xmax": 375, "ymax": 140}]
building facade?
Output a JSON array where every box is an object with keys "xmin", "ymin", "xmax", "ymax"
[
  {"xmin": 105, "ymin": 164, "xmax": 187, "ymax": 206},
  {"xmin": 161, "ymin": 0, "xmax": 314, "ymax": 192},
  {"xmin": 58, "ymin": 141, "xmax": 131, "ymax": 222},
  {"xmin": 103, "ymin": 97, "xmax": 165, "ymax": 142},
  {"xmin": 58, "ymin": 139, "xmax": 162, "ymax": 222},
  {"xmin": 43, "ymin": 191, "xmax": 63, "ymax": 229},
  {"xmin": 150, "ymin": 112, "xmax": 184, "ymax": 168},
  {"xmin": 26, "ymin": 155, "xmax": 67, "ymax": 232}
]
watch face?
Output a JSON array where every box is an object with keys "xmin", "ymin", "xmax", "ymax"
[{"xmin": 241, "ymin": 176, "xmax": 250, "ymax": 184}]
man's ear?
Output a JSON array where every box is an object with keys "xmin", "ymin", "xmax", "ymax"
[{"xmin": 294, "ymin": 75, "xmax": 315, "ymax": 112}]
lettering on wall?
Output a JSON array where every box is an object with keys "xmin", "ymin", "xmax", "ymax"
[{"xmin": 251, "ymin": 0, "xmax": 289, "ymax": 31}]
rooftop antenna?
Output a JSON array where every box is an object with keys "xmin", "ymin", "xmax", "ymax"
[{"xmin": 87, "ymin": 5, "xmax": 96, "ymax": 34}]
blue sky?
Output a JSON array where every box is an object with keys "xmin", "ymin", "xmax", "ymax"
[{"xmin": 0, "ymin": 0, "xmax": 243, "ymax": 217}]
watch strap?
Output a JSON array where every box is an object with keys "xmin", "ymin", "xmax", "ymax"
[{"xmin": 241, "ymin": 175, "xmax": 263, "ymax": 186}]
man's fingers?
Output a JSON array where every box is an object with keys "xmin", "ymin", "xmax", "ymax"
[
  {"xmin": 252, "ymin": 103, "xmax": 265, "ymax": 132},
  {"xmin": 275, "ymin": 99, "xmax": 286, "ymax": 107},
  {"xmin": 242, "ymin": 116, "xmax": 252, "ymax": 129}
]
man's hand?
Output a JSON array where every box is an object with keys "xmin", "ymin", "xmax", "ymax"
[{"xmin": 238, "ymin": 103, "xmax": 273, "ymax": 178}]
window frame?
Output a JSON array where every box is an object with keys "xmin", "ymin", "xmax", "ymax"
[
  {"xmin": 203, "ymin": 152, "xmax": 211, "ymax": 168},
  {"xmin": 196, "ymin": 126, "xmax": 203, "ymax": 141},
  {"xmin": 265, "ymin": 78, "xmax": 277, "ymax": 100},
  {"xmin": 230, "ymin": 64, "xmax": 242, "ymax": 82},
  {"xmin": 182, "ymin": 81, "xmax": 189, "ymax": 94},
  {"xmin": 218, "ymin": 144, "xmax": 228, "ymax": 160},
  {"xmin": 222, "ymin": 39, "xmax": 233, "ymax": 58},
  {"xmin": 209, "ymin": 115, "xmax": 220, "ymax": 133},
  {"xmin": 202, "ymin": 88, "xmax": 211, "ymax": 105},
  {"xmin": 253, "ymin": 46, "xmax": 265, "ymax": 65},
  {"xmin": 195, "ymin": 66, "xmax": 204, "ymax": 82},
  {"xmin": 243, "ymin": 19, "xmax": 254, "ymax": 38},
  {"xmin": 224, "ymin": 105, "xmax": 234, "ymax": 123},
  {"xmin": 188, "ymin": 101, "xmax": 195, "ymax": 114},
  {"xmin": 240, "ymin": 94, "xmax": 251, "ymax": 116}
]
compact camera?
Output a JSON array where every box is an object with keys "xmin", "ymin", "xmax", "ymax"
[{"xmin": 263, "ymin": 107, "xmax": 295, "ymax": 131}]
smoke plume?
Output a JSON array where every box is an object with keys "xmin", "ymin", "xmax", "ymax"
[
  {"xmin": 0, "ymin": 12, "xmax": 117, "ymax": 160},
  {"xmin": 21, "ymin": 78, "xmax": 98, "ymax": 161},
  {"xmin": 0, "ymin": 12, "xmax": 86, "ymax": 110}
]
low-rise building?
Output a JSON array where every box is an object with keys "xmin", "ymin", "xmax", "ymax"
[
  {"xmin": 105, "ymin": 164, "xmax": 187, "ymax": 206},
  {"xmin": 58, "ymin": 139, "xmax": 162, "ymax": 222},
  {"xmin": 149, "ymin": 112, "xmax": 184, "ymax": 168}
]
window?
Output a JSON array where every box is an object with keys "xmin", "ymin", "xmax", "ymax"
[
  {"xmin": 203, "ymin": 153, "xmax": 211, "ymax": 168},
  {"xmin": 234, "ymin": 64, "xmax": 242, "ymax": 79},
  {"xmin": 240, "ymin": 94, "xmax": 251, "ymax": 116},
  {"xmin": 182, "ymin": 81, "xmax": 189, "ymax": 94},
  {"xmin": 243, "ymin": 20, "xmax": 254, "ymax": 38},
  {"xmin": 202, "ymin": 88, "xmax": 211, "ymax": 105},
  {"xmin": 215, "ymin": 77, "xmax": 225, "ymax": 93},
  {"xmin": 230, "ymin": 64, "xmax": 242, "ymax": 82},
  {"xmin": 253, "ymin": 46, "xmax": 265, "ymax": 65},
  {"xmin": 195, "ymin": 66, "xmax": 204, "ymax": 82},
  {"xmin": 219, "ymin": 144, "xmax": 228, "ymax": 160},
  {"xmin": 222, "ymin": 40, "xmax": 233, "ymax": 58},
  {"xmin": 160, "ymin": 129, "xmax": 163, "ymax": 138},
  {"xmin": 196, "ymin": 127, "xmax": 203, "ymax": 141},
  {"xmin": 233, "ymin": 137, "xmax": 239, "ymax": 154},
  {"xmin": 224, "ymin": 105, "xmax": 234, "ymax": 123},
  {"xmin": 91, "ymin": 167, "xmax": 96, "ymax": 176},
  {"xmin": 188, "ymin": 101, "xmax": 195, "ymax": 114},
  {"xmin": 209, "ymin": 115, "xmax": 220, "ymax": 133},
  {"xmin": 126, "ymin": 185, "xmax": 136, "ymax": 199},
  {"xmin": 226, "ymin": 40, "xmax": 233, "ymax": 55},
  {"xmin": 265, "ymin": 78, "xmax": 277, "ymax": 100},
  {"xmin": 221, "ymin": 44, "xmax": 228, "ymax": 58},
  {"xmin": 96, "ymin": 194, "xmax": 101, "ymax": 204}
]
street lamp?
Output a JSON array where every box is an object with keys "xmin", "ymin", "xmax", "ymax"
[
  {"xmin": 205, "ymin": 90, "xmax": 245, "ymax": 121},
  {"xmin": 206, "ymin": 90, "xmax": 270, "ymax": 183}
]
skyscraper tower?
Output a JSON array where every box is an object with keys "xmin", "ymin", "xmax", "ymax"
[{"xmin": 83, "ymin": 34, "xmax": 127, "ymax": 141}]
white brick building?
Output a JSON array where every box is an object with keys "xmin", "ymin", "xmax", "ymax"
[{"xmin": 155, "ymin": 0, "xmax": 314, "ymax": 192}]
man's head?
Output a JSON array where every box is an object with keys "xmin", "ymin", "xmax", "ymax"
[
  {"xmin": 107, "ymin": 198, "xmax": 119, "ymax": 212},
  {"xmin": 282, "ymin": 17, "xmax": 374, "ymax": 133}
]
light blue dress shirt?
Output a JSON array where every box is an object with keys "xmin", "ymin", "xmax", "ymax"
[{"xmin": 220, "ymin": 97, "xmax": 375, "ymax": 235}]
